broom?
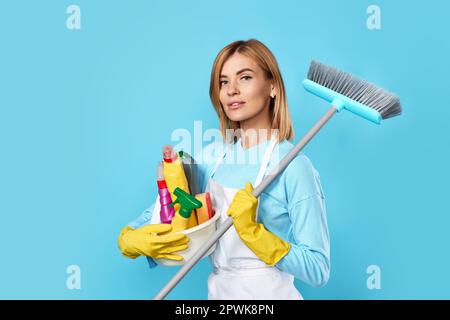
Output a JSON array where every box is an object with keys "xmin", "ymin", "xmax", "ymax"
[{"xmin": 153, "ymin": 60, "xmax": 402, "ymax": 300}]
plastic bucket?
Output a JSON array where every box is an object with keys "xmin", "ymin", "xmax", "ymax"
[{"xmin": 154, "ymin": 211, "xmax": 220, "ymax": 267}]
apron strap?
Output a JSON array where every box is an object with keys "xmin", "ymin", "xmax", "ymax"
[
  {"xmin": 209, "ymin": 141, "xmax": 232, "ymax": 179},
  {"xmin": 253, "ymin": 131, "xmax": 278, "ymax": 187}
]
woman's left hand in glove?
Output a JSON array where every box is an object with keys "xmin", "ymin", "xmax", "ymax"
[{"xmin": 227, "ymin": 182, "xmax": 291, "ymax": 266}]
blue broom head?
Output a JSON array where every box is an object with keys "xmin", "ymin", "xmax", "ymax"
[{"xmin": 303, "ymin": 61, "xmax": 402, "ymax": 124}]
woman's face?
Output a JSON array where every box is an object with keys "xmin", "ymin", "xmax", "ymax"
[{"xmin": 219, "ymin": 53, "xmax": 274, "ymax": 123}]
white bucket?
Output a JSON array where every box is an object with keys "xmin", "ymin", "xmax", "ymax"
[{"xmin": 155, "ymin": 211, "xmax": 220, "ymax": 267}]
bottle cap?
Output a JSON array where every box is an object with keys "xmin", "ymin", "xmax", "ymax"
[
  {"xmin": 157, "ymin": 179, "xmax": 167, "ymax": 189},
  {"xmin": 162, "ymin": 145, "xmax": 178, "ymax": 163}
]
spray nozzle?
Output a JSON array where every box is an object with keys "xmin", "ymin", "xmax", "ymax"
[{"xmin": 168, "ymin": 187, "xmax": 202, "ymax": 218}]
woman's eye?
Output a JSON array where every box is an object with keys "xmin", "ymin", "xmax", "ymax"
[
  {"xmin": 219, "ymin": 80, "xmax": 228, "ymax": 86},
  {"xmin": 241, "ymin": 76, "xmax": 252, "ymax": 81}
]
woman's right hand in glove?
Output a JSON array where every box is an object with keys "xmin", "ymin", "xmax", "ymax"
[{"xmin": 118, "ymin": 224, "xmax": 189, "ymax": 261}]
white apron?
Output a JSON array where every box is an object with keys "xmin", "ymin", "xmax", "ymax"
[{"xmin": 206, "ymin": 133, "xmax": 303, "ymax": 300}]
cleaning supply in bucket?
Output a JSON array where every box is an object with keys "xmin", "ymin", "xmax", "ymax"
[
  {"xmin": 195, "ymin": 192, "xmax": 213, "ymax": 225},
  {"xmin": 157, "ymin": 161, "xmax": 175, "ymax": 224},
  {"xmin": 169, "ymin": 187, "xmax": 203, "ymax": 233},
  {"xmin": 162, "ymin": 145, "xmax": 197, "ymax": 228},
  {"xmin": 179, "ymin": 151, "xmax": 200, "ymax": 196},
  {"xmin": 162, "ymin": 145, "xmax": 190, "ymax": 197}
]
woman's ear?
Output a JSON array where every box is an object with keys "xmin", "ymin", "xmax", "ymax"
[{"xmin": 270, "ymin": 85, "xmax": 277, "ymax": 99}]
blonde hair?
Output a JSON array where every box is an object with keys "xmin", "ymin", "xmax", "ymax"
[{"xmin": 209, "ymin": 39, "xmax": 294, "ymax": 143}]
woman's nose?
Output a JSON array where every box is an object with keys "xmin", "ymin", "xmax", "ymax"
[{"xmin": 227, "ymin": 80, "xmax": 239, "ymax": 96}]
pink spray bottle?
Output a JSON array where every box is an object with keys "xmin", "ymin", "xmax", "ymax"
[{"xmin": 157, "ymin": 161, "xmax": 175, "ymax": 224}]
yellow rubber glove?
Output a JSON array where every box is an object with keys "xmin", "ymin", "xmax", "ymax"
[
  {"xmin": 227, "ymin": 182, "xmax": 291, "ymax": 266},
  {"xmin": 117, "ymin": 224, "xmax": 189, "ymax": 261}
]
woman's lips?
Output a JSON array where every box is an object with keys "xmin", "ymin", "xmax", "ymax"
[{"xmin": 228, "ymin": 102, "xmax": 245, "ymax": 110}]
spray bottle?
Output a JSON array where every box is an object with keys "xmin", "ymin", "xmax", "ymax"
[
  {"xmin": 169, "ymin": 187, "xmax": 203, "ymax": 233},
  {"xmin": 162, "ymin": 145, "xmax": 198, "ymax": 228},
  {"xmin": 157, "ymin": 161, "xmax": 175, "ymax": 224}
]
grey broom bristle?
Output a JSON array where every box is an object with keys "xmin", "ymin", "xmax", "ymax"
[{"xmin": 307, "ymin": 61, "xmax": 402, "ymax": 120}]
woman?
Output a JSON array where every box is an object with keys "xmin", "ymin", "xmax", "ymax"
[{"xmin": 118, "ymin": 39, "xmax": 330, "ymax": 300}]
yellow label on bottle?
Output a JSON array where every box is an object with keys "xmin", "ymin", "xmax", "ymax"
[
  {"xmin": 163, "ymin": 157, "xmax": 190, "ymax": 213},
  {"xmin": 170, "ymin": 211, "xmax": 190, "ymax": 233}
]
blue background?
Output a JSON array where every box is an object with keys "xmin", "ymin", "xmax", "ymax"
[{"xmin": 0, "ymin": 0, "xmax": 449, "ymax": 299}]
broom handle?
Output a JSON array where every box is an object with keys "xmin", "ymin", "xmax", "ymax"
[{"xmin": 153, "ymin": 106, "xmax": 337, "ymax": 300}]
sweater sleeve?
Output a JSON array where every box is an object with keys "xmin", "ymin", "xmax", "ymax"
[
  {"xmin": 276, "ymin": 195, "xmax": 330, "ymax": 287},
  {"xmin": 276, "ymin": 154, "xmax": 330, "ymax": 287},
  {"xmin": 127, "ymin": 204, "xmax": 158, "ymax": 269}
]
